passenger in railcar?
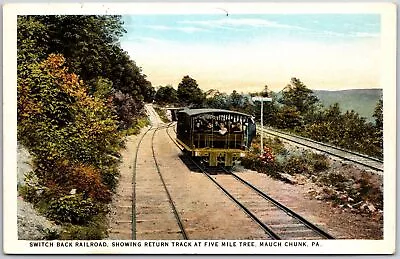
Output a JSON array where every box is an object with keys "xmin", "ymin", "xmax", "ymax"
[
  {"xmin": 206, "ymin": 122, "xmax": 213, "ymax": 132},
  {"xmin": 194, "ymin": 119, "xmax": 202, "ymax": 132},
  {"xmin": 232, "ymin": 122, "xmax": 242, "ymax": 132},
  {"xmin": 213, "ymin": 121, "xmax": 221, "ymax": 131},
  {"xmin": 226, "ymin": 120, "xmax": 233, "ymax": 132},
  {"xmin": 218, "ymin": 123, "xmax": 228, "ymax": 135}
]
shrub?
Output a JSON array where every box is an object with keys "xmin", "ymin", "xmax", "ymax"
[
  {"xmin": 18, "ymin": 54, "xmax": 123, "ymax": 202},
  {"xmin": 112, "ymin": 90, "xmax": 144, "ymax": 130},
  {"xmin": 241, "ymin": 149, "xmax": 280, "ymax": 178},
  {"xmin": 18, "ymin": 171, "xmax": 44, "ymax": 203},
  {"xmin": 316, "ymin": 172, "xmax": 348, "ymax": 190},
  {"xmin": 280, "ymin": 155, "xmax": 309, "ymax": 175},
  {"xmin": 263, "ymin": 137, "xmax": 288, "ymax": 155},
  {"xmin": 123, "ymin": 115, "xmax": 150, "ymax": 136},
  {"xmin": 304, "ymin": 152, "xmax": 330, "ymax": 173},
  {"xmin": 32, "ymin": 159, "xmax": 113, "ymax": 203},
  {"xmin": 59, "ymin": 214, "xmax": 107, "ymax": 240},
  {"xmin": 67, "ymin": 163, "xmax": 112, "ymax": 202},
  {"xmin": 46, "ymin": 193, "xmax": 101, "ymax": 224}
]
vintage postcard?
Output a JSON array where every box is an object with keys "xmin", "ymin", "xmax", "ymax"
[{"xmin": 3, "ymin": 2, "xmax": 396, "ymax": 254}]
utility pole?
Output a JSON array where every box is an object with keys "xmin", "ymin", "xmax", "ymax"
[{"xmin": 251, "ymin": 96, "xmax": 272, "ymax": 154}]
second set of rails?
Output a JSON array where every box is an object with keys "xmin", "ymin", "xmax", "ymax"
[{"xmin": 261, "ymin": 127, "xmax": 383, "ymax": 173}]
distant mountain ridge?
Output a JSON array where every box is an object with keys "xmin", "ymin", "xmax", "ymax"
[{"xmin": 313, "ymin": 89, "xmax": 382, "ymax": 121}]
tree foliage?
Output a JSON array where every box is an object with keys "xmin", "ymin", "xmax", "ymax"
[
  {"xmin": 155, "ymin": 85, "xmax": 179, "ymax": 105},
  {"xmin": 204, "ymin": 78, "xmax": 383, "ymax": 158},
  {"xmin": 279, "ymin": 78, "xmax": 319, "ymax": 127},
  {"xmin": 304, "ymin": 104, "xmax": 381, "ymax": 157},
  {"xmin": 177, "ymin": 75, "xmax": 205, "ymax": 107},
  {"xmin": 372, "ymin": 98, "xmax": 383, "ymax": 149},
  {"xmin": 17, "ymin": 15, "xmax": 154, "ymax": 232},
  {"xmin": 18, "ymin": 54, "xmax": 121, "ymax": 203},
  {"xmin": 33, "ymin": 15, "xmax": 125, "ymax": 82},
  {"xmin": 17, "ymin": 15, "xmax": 155, "ymax": 130},
  {"xmin": 205, "ymin": 90, "xmax": 229, "ymax": 109},
  {"xmin": 373, "ymin": 98, "xmax": 383, "ymax": 129}
]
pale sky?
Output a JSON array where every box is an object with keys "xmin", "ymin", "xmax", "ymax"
[{"xmin": 120, "ymin": 14, "xmax": 381, "ymax": 93}]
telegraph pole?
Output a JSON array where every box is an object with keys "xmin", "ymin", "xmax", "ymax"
[{"xmin": 251, "ymin": 96, "xmax": 272, "ymax": 154}]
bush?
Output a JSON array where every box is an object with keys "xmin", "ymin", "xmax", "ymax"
[
  {"xmin": 18, "ymin": 171, "xmax": 44, "ymax": 203},
  {"xmin": 240, "ymin": 149, "xmax": 280, "ymax": 178},
  {"xmin": 66, "ymin": 163, "xmax": 112, "ymax": 202},
  {"xmin": 263, "ymin": 137, "xmax": 288, "ymax": 155},
  {"xmin": 304, "ymin": 152, "xmax": 330, "ymax": 173},
  {"xmin": 123, "ymin": 115, "xmax": 150, "ymax": 136},
  {"xmin": 59, "ymin": 215, "xmax": 107, "ymax": 240},
  {"xmin": 280, "ymin": 155, "xmax": 309, "ymax": 175},
  {"xmin": 46, "ymin": 194, "xmax": 101, "ymax": 224},
  {"xmin": 316, "ymin": 172, "xmax": 348, "ymax": 191}
]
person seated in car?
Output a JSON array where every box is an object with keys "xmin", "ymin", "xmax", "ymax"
[
  {"xmin": 194, "ymin": 119, "xmax": 202, "ymax": 132},
  {"xmin": 218, "ymin": 123, "xmax": 228, "ymax": 135},
  {"xmin": 205, "ymin": 122, "xmax": 213, "ymax": 132},
  {"xmin": 213, "ymin": 121, "xmax": 221, "ymax": 131},
  {"xmin": 232, "ymin": 122, "xmax": 242, "ymax": 132}
]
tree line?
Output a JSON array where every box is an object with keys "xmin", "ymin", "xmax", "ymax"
[
  {"xmin": 154, "ymin": 76, "xmax": 383, "ymax": 159},
  {"xmin": 17, "ymin": 15, "xmax": 155, "ymax": 238}
]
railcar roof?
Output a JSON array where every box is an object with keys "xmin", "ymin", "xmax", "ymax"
[{"xmin": 179, "ymin": 108, "xmax": 251, "ymax": 117}]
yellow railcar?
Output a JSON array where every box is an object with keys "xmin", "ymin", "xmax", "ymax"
[{"xmin": 176, "ymin": 109, "xmax": 256, "ymax": 166}]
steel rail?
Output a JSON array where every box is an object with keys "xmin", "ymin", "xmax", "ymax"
[
  {"xmin": 218, "ymin": 167, "xmax": 334, "ymax": 239},
  {"xmin": 190, "ymin": 157, "xmax": 281, "ymax": 239},
  {"xmin": 264, "ymin": 127, "xmax": 383, "ymax": 163},
  {"xmin": 165, "ymin": 124, "xmax": 279, "ymax": 239},
  {"xmin": 151, "ymin": 126, "xmax": 189, "ymax": 240},
  {"xmin": 131, "ymin": 125, "xmax": 153, "ymax": 240},
  {"xmin": 165, "ymin": 123, "xmax": 334, "ymax": 240},
  {"xmin": 262, "ymin": 128, "xmax": 383, "ymax": 173}
]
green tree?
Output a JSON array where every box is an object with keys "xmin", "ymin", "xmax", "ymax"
[
  {"xmin": 251, "ymin": 86, "xmax": 279, "ymax": 126},
  {"xmin": 18, "ymin": 15, "xmax": 153, "ymax": 130},
  {"xmin": 177, "ymin": 75, "xmax": 205, "ymax": 107},
  {"xmin": 18, "ymin": 54, "xmax": 121, "ymax": 199},
  {"xmin": 279, "ymin": 77, "xmax": 319, "ymax": 128},
  {"xmin": 372, "ymin": 98, "xmax": 383, "ymax": 149},
  {"xmin": 205, "ymin": 90, "xmax": 229, "ymax": 109},
  {"xmin": 373, "ymin": 98, "xmax": 383, "ymax": 129},
  {"xmin": 304, "ymin": 103, "xmax": 382, "ymax": 158},
  {"xmin": 275, "ymin": 106, "xmax": 302, "ymax": 129},
  {"xmin": 34, "ymin": 15, "xmax": 126, "ymax": 82},
  {"xmin": 17, "ymin": 16, "xmax": 49, "ymax": 66},
  {"xmin": 280, "ymin": 78, "xmax": 319, "ymax": 114},
  {"xmin": 228, "ymin": 90, "xmax": 243, "ymax": 111},
  {"xmin": 155, "ymin": 85, "xmax": 179, "ymax": 105},
  {"xmin": 261, "ymin": 85, "xmax": 270, "ymax": 97}
]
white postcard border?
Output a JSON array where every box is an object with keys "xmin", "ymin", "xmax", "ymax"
[{"xmin": 3, "ymin": 2, "xmax": 397, "ymax": 254}]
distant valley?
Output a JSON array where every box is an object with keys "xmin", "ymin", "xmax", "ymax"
[{"xmin": 313, "ymin": 89, "xmax": 382, "ymax": 121}]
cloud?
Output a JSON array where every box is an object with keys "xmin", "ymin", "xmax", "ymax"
[
  {"xmin": 144, "ymin": 25, "xmax": 209, "ymax": 33},
  {"xmin": 180, "ymin": 18, "xmax": 308, "ymax": 31},
  {"xmin": 353, "ymin": 32, "xmax": 380, "ymax": 38},
  {"xmin": 308, "ymin": 30, "xmax": 380, "ymax": 39}
]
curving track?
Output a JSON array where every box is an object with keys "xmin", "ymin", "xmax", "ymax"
[
  {"xmin": 132, "ymin": 106, "xmax": 188, "ymax": 239},
  {"xmin": 261, "ymin": 127, "xmax": 383, "ymax": 174},
  {"xmin": 165, "ymin": 123, "xmax": 334, "ymax": 240}
]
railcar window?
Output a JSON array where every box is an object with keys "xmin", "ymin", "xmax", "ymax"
[{"xmin": 188, "ymin": 112, "xmax": 249, "ymax": 136}]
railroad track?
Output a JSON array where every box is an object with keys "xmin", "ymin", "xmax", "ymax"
[
  {"xmin": 165, "ymin": 123, "xmax": 334, "ymax": 240},
  {"xmin": 261, "ymin": 127, "xmax": 383, "ymax": 174},
  {"xmin": 132, "ymin": 108, "xmax": 188, "ymax": 240}
]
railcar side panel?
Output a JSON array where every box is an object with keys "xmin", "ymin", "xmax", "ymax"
[{"xmin": 176, "ymin": 109, "xmax": 256, "ymax": 166}]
